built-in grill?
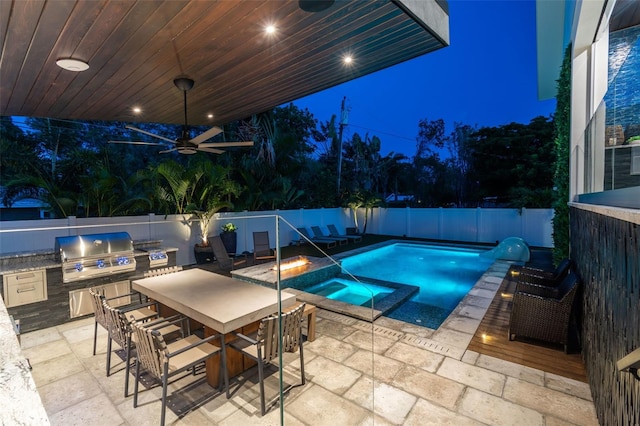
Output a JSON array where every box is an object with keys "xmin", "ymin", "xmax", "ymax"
[
  {"xmin": 55, "ymin": 232, "xmax": 137, "ymax": 283},
  {"xmin": 140, "ymin": 247, "xmax": 169, "ymax": 268}
]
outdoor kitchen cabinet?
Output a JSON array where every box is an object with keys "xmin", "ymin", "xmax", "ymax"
[
  {"xmin": 69, "ymin": 280, "xmax": 132, "ymax": 318},
  {"xmin": 2, "ymin": 269, "xmax": 48, "ymax": 308}
]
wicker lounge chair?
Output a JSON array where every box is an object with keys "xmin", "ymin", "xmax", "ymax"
[
  {"xmin": 296, "ymin": 227, "xmax": 336, "ymax": 248},
  {"xmin": 508, "ymin": 270, "xmax": 579, "ymax": 353},
  {"xmin": 327, "ymin": 224, "xmax": 362, "ymax": 243},
  {"xmin": 311, "ymin": 226, "xmax": 348, "ymax": 245},
  {"xmin": 253, "ymin": 231, "xmax": 275, "ymax": 261},
  {"xmin": 211, "ymin": 235, "xmax": 247, "ymax": 270}
]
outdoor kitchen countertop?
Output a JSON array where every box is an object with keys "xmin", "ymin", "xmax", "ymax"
[
  {"xmin": 0, "ymin": 297, "xmax": 50, "ymax": 425},
  {"xmin": 0, "ymin": 242, "xmax": 177, "ymax": 275}
]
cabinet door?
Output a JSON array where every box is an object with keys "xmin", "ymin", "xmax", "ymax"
[{"xmin": 69, "ymin": 281, "xmax": 132, "ymax": 318}]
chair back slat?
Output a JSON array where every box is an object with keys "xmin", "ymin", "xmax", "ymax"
[
  {"xmin": 89, "ymin": 288, "xmax": 108, "ymax": 327},
  {"xmin": 132, "ymin": 321, "xmax": 167, "ymax": 379},
  {"xmin": 257, "ymin": 303, "xmax": 305, "ymax": 363},
  {"xmin": 102, "ymin": 300, "xmax": 130, "ymax": 348}
]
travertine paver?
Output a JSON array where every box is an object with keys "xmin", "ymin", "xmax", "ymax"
[
  {"xmin": 405, "ymin": 398, "xmax": 484, "ymax": 426},
  {"xmin": 392, "ymin": 365, "xmax": 465, "ymax": 410},
  {"xmin": 305, "ymin": 335, "xmax": 358, "ymax": 362},
  {"xmin": 285, "ymin": 384, "xmax": 372, "ymax": 426},
  {"xmin": 343, "ymin": 329, "xmax": 397, "ymax": 354},
  {"xmin": 437, "ymin": 357, "xmax": 506, "ymax": 396},
  {"xmin": 342, "ymin": 349, "xmax": 404, "ymax": 382},
  {"xmin": 461, "ymin": 349, "xmax": 480, "ymax": 364},
  {"xmin": 39, "ymin": 371, "xmax": 104, "ymax": 416},
  {"xmin": 503, "ymin": 377, "xmax": 599, "ymax": 425},
  {"xmin": 475, "ymin": 354, "xmax": 545, "ymax": 386},
  {"xmin": 545, "ymin": 372, "xmax": 593, "ymax": 401},
  {"xmin": 304, "ymin": 356, "xmax": 361, "ymax": 393},
  {"xmin": 459, "ymin": 388, "xmax": 544, "ymax": 426},
  {"xmin": 21, "ymin": 338, "xmax": 72, "ymax": 365},
  {"xmin": 30, "ymin": 352, "xmax": 85, "ymax": 387},
  {"xmin": 18, "ymin": 326, "xmax": 63, "ymax": 349},
  {"xmin": 314, "ymin": 318, "xmax": 358, "ymax": 340},
  {"xmin": 455, "ymin": 304, "xmax": 488, "ymax": 320},
  {"xmin": 48, "ymin": 393, "xmax": 124, "ymax": 426},
  {"xmin": 344, "ymin": 376, "xmax": 417, "ymax": 424},
  {"xmin": 441, "ymin": 315, "xmax": 482, "ymax": 334},
  {"xmin": 430, "ymin": 327, "xmax": 474, "ymax": 350},
  {"xmin": 384, "ymin": 341, "xmax": 444, "ymax": 372}
]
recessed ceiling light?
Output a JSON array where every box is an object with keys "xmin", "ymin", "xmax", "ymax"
[
  {"xmin": 265, "ymin": 24, "xmax": 276, "ymax": 34},
  {"xmin": 343, "ymin": 55, "xmax": 353, "ymax": 64},
  {"xmin": 207, "ymin": 113, "xmax": 214, "ymax": 119},
  {"xmin": 56, "ymin": 58, "xmax": 89, "ymax": 72},
  {"xmin": 133, "ymin": 107, "xmax": 141, "ymax": 114}
]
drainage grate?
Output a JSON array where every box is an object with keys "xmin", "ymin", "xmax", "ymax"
[
  {"xmin": 401, "ymin": 335, "xmax": 458, "ymax": 357},
  {"xmin": 352, "ymin": 322, "xmax": 404, "ymax": 340}
]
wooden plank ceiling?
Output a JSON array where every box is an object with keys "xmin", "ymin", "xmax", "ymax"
[{"xmin": 0, "ymin": 0, "xmax": 448, "ymax": 127}]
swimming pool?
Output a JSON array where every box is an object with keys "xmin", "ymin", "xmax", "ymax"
[{"xmin": 298, "ymin": 243, "xmax": 493, "ymax": 328}]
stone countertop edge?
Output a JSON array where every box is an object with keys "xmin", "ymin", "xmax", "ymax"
[
  {"xmin": 0, "ymin": 244, "xmax": 179, "ymax": 275},
  {"xmin": 0, "ymin": 298, "xmax": 50, "ymax": 425}
]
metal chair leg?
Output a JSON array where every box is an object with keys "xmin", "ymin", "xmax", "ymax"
[
  {"xmin": 161, "ymin": 366, "xmax": 169, "ymax": 426},
  {"xmin": 133, "ymin": 359, "xmax": 140, "ymax": 408},
  {"xmin": 124, "ymin": 335, "xmax": 132, "ymax": 397},
  {"xmin": 106, "ymin": 335, "xmax": 112, "ymax": 377},
  {"xmin": 92, "ymin": 320, "xmax": 98, "ymax": 356}
]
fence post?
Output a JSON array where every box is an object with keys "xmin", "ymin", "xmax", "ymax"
[
  {"xmin": 521, "ymin": 207, "xmax": 527, "ymax": 244},
  {"xmin": 67, "ymin": 216, "xmax": 77, "ymax": 235}
]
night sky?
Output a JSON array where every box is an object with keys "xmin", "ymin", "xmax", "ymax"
[{"xmin": 291, "ymin": 0, "xmax": 557, "ymax": 157}]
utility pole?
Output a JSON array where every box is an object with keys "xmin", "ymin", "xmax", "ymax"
[{"xmin": 337, "ymin": 96, "xmax": 348, "ymax": 194}]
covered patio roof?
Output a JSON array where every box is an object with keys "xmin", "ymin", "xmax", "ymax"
[{"xmin": 0, "ymin": 0, "xmax": 449, "ymax": 127}]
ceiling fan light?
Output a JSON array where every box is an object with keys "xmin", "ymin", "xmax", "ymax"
[
  {"xmin": 56, "ymin": 58, "xmax": 89, "ymax": 72},
  {"xmin": 178, "ymin": 147, "xmax": 197, "ymax": 155}
]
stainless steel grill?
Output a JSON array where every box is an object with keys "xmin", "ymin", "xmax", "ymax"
[{"xmin": 55, "ymin": 232, "xmax": 137, "ymax": 283}]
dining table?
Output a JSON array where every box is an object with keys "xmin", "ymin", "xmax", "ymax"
[{"xmin": 131, "ymin": 268, "xmax": 297, "ymax": 387}]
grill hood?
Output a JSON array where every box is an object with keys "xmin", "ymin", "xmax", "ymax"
[{"xmin": 55, "ymin": 232, "xmax": 136, "ymax": 282}]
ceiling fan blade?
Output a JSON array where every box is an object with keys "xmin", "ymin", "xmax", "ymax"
[
  {"xmin": 126, "ymin": 125, "xmax": 176, "ymax": 144},
  {"xmin": 189, "ymin": 126, "xmax": 223, "ymax": 145},
  {"xmin": 108, "ymin": 140, "xmax": 165, "ymax": 146},
  {"xmin": 198, "ymin": 141, "xmax": 254, "ymax": 148},
  {"xmin": 159, "ymin": 147, "xmax": 179, "ymax": 154},
  {"xmin": 197, "ymin": 147, "xmax": 225, "ymax": 154}
]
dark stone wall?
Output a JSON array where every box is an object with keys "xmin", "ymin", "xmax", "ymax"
[{"xmin": 570, "ymin": 207, "xmax": 639, "ymax": 425}]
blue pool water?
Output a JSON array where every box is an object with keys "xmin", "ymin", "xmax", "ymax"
[{"xmin": 302, "ymin": 243, "xmax": 493, "ymax": 328}]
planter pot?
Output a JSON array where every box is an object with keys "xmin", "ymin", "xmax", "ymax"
[
  {"xmin": 220, "ymin": 231, "xmax": 237, "ymax": 255},
  {"xmin": 194, "ymin": 244, "xmax": 214, "ymax": 264}
]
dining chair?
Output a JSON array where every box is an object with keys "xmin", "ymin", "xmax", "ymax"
[
  {"xmin": 210, "ymin": 235, "xmax": 247, "ymax": 270},
  {"xmin": 131, "ymin": 319, "xmax": 228, "ymax": 426},
  {"xmin": 102, "ymin": 299, "xmax": 184, "ymax": 397},
  {"xmin": 253, "ymin": 231, "xmax": 275, "ymax": 261},
  {"xmin": 227, "ymin": 302, "xmax": 306, "ymax": 415},
  {"xmin": 88, "ymin": 287, "xmax": 155, "ymax": 357}
]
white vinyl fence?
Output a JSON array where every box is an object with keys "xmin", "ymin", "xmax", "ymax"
[{"xmin": 0, "ymin": 208, "xmax": 553, "ymax": 265}]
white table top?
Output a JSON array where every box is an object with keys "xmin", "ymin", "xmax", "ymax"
[{"xmin": 132, "ymin": 268, "xmax": 296, "ymax": 333}]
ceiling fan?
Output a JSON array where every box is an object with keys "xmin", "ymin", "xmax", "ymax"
[{"xmin": 108, "ymin": 77, "xmax": 254, "ymax": 154}]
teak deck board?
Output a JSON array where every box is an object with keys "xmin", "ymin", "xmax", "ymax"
[{"xmin": 469, "ymin": 277, "xmax": 588, "ymax": 383}]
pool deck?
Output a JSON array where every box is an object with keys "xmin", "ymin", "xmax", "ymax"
[
  {"xmin": 18, "ymin": 240, "xmax": 597, "ymax": 425},
  {"xmin": 21, "ymin": 257, "xmax": 598, "ymax": 425}
]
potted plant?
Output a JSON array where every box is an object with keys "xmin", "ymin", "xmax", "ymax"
[{"xmin": 220, "ymin": 222, "xmax": 238, "ymax": 255}]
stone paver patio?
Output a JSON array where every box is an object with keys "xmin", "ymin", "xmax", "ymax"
[{"xmin": 22, "ymin": 261, "xmax": 598, "ymax": 425}]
